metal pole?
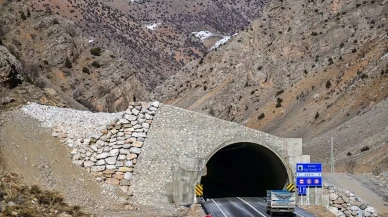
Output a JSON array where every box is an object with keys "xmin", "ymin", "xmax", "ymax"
[{"xmin": 331, "ymin": 137, "xmax": 334, "ymax": 173}]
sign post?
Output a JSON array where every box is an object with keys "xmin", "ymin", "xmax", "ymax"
[{"xmin": 296, "ymin": 163, "xmax": 323, "ymax": 205}]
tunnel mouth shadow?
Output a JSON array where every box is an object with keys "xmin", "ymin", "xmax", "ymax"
[{"xmin": 201, "ymin": 142, "xmax": 289, "ymax": 198}]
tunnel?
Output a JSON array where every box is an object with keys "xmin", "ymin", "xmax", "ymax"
[{"xmin": 200, "ymin": 142, "xmax": 289, "ymax": 198}]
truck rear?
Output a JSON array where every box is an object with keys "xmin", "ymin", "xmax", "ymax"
[{"xmin": 266, "ymin": 190, "xmax": 296, "ymax": 216}]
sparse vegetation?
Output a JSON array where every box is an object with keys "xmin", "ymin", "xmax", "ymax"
[
  {"xmin": 345, "ymin": 159, "xmax": 357, "ymax": 174},
  {"xmin": 82, "ymin": 66, "xmax": 90, "ymax": 74},
  {"xmin": 314, "ymin": 112, "xmax": 319, "ymax": 120},
  {"xmin": 347, "ymin": 152, "xmax": 352, "ymax": 156},
  {"xmin": 372, "ymin": 157, "xmax": 388, "ymax": 176},
  {"xmin": 20, "ymin": 11, "xmax": 27, "ymax": 20},
  {"xmin": 275, "ymin": 97, "xmax": 283, "ymax": 108},
  {"xmin": 360, "ymin": 146, "xmax": 370, "ymax": 152},
  {"xmin": 325, "ymin": 80, "xmax": 332, "ymax": 89},
  {"xmin": 20, "ymin": 60, "xmax": 46, "ymax": 88},
  {"xmin": 258, "ymin": 113, "xmax": 265, "ymax": 120},
  {"xmin": 0, "ymin": 173, "xmax": 90, "ymax": 217},
  {"xmin": 64, "ymin": 57, "xmax": 72, "ymax": 69},
  {"xmin": 90, "ymin": 47, "xmax": 102, "ymax": 56},
  {"xmin": 91, "ymin": 61, "xmax": 101, "ymax": 68},
  {"xmin": 275, "ymin": 89, "xmax": 284, "ymax": 97}
]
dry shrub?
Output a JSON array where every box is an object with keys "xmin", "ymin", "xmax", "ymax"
[
  {"xmin": 20, "ymin": 60, "xmax": 46, "ymax": 88},
  {"xmin": 0, "ymin": 173, "xmax": 90, "ymax": 217},
  {"xmin": 345, "ymin": 159, "xmax": 357, "ymax": 174},
  {"xmin": 373, "ymin": 157, "xmax": 388, "ymax": 176}
]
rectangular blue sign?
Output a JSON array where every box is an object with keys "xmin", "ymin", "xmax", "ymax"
[
  {"xmin": 296, "ymin": 177, "xmax": 322, "ymax": 187},
  {"xmin": 296, "ymin": 163, "xmax": 322, "ymax": 173},
  {"xmin": 298, "ymin": 186, "xmax": 306, "ymax": 195}
]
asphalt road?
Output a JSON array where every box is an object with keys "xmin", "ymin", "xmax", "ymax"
[{"xmin": 202, "ymin": 197, "xmax": 316, "ymax": 217}]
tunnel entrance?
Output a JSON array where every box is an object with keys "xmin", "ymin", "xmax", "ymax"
[{"xmin": 200, "ymin": 142, "xmax": 289, "ymax": 198}]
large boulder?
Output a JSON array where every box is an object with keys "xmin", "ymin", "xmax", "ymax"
[
  {"xmin": 328, "ymin": 207, "xmax": 339, "ymax": 216},
  {"xmin": 329, "ymin": 192, "xmax": 339, "ymax": 201}
]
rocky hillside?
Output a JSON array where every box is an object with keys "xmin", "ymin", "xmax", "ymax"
[
  {"xmin": 0, "ymin": 0, "xmax": 149, "ymax": 112},
  {"xmin": 29, "ymin": 0, "xmax": 269, "ymax": 89},
  {"xmin": 1, "ymin": 0, "xmax": 269, "ymax": 112},
  {"xmin": 152, "ymin": 0, "xmax": 388, "ymax": 171}
]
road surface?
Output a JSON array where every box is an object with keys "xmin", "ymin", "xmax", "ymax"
[
  {"xmin": 202, "ymin": 197, "xmax": 316, "ymax": 217},
  {"xmin": 323, "ymin": 174, "xmax": 388, "ymax": 216}
]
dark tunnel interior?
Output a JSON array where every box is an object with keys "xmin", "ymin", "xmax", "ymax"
[{"xmin": 200, "ymin": 142, "xmax": 289, "ymax": 198}]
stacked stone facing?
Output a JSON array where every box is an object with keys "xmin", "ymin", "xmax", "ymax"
[
  {"xmin": 325, "ymin": 185, "xmax": 378, "ymax": 217},
  {"xmin": 51, "ymin": 101, "xmax": 160, "ymax": 194}
]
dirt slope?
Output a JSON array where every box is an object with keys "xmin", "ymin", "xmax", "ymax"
[{"xmin": 0, "ymin": 110, "xmax": 187, "ymax": 216}]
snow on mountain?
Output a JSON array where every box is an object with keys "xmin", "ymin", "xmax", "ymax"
[
  {"xmin": 210, "ymin": 36, "xmax": 231, "ymax": 50},
  {"xmin": 146, "ymin": 23, "xmax": 161, "ymax": 30},
  {"xmin": 192, "ymin": 31, "xmax": 214, "ymax": 41}
]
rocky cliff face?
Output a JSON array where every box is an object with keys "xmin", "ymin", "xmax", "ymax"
[
  {"xmin": 152, "ymin": 0, "xmax": 388, "ymax": 170},
  {"xmin": 0, "ymin": 0, "xmax": 149, "ymax": 111}
]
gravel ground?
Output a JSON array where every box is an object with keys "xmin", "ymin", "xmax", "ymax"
[{"xmin": 21, "ymin": 102, "xmax": 125, "ymax": 146}]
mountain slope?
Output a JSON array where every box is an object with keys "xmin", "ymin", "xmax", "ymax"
[
  {"xmin": 152, "ymin": 0, "xmax": 388, "ymax": 169},
  {"xmin": 29, "ymin": 0, "xmax": 269, "ymax": 89},
  {"xmin": 0, "ymin": 0, "xmax": 148, "ymax": 112}
]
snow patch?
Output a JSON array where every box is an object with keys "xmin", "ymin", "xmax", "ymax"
[
  {"xmin": 145, "ymin": 23, "xmax": 161, "ymax": 30},
  {"xmin": 192, "ymin": 31, "xmax": 214, "ymax": 41},
  {"xmin": 382, "ymin": 53, "xmax": 388, "ymax": 59},
  {"xmin": 210, "ymin": 34, "xmax": 237, "ymax": 50},
  {"xmin": 210, "ymin": 36, "xmax": 232, "ymax": 50}
]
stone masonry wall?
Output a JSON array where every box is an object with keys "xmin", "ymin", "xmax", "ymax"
[
  {"xmin": 325, "ymin": 184, "xmax": 378, "ymax": 217},
  {"xmin": 22, "ymin": 101, "xmax": 160, "ymax": 195}
]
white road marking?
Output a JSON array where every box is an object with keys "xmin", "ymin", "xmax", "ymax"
[
  {"xmin": 237, "ymin": 197, "xmax": 267, "ymax": 217},
  {"xmin": 211, "ymin": 199, "xmax": 228, "ymax": 217},
  {"xmin": 295, "ymin": 212, "xmax": 306, "ymax": 217}
]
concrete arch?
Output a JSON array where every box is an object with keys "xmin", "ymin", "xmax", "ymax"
[
  {"xmin": 132, "ymin": 104, "xmax": 307, "ymax": 206},
  {"xmin": 204, "ymin": 137, "xmax": 294, "ymax": 184}
]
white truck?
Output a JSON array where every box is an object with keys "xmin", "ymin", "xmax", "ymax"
[{"xmin": 266, "ymin": 190, "xmax": 296, "ymax": 216}]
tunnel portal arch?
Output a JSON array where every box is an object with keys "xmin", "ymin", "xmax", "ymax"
[{"xmin": 200, "ymin": 140, "xmax": 293, "ymax": 198}]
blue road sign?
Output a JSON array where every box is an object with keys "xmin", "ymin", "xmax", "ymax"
[
  {"xmin": 298, "ymin": 186, "xmax": 306, "ymax": 195},
  {"xmin": 296, "ymin": 163, "xmax": 322, "ymax": 173},
  {"xmin": 296, "ymin": 177, "xmax": 322, "ymax": 187},
  {"xmin": 296, "ymin": 163, "xmax": 323, "ymax": 187}
]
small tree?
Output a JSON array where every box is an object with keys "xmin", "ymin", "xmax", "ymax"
[
  {"xmin": 258, "ymin": 113, "xmax": 265, "ymax": 120},
  {"xmin": 64, "ymin": 57, "xmax": 72, "ymax": 68},
  {"xmin": 90, "ymin": 47, "xmax": 102, "ymax": 56},
  {"xmin": 360, "ymin": 146, "xmax": 370, "ymax": 152},
  {"xmin": 326, "ymin": 80, "xmax": 332, "ymax": 89},
  {"xmin": 314, "ymin": 112, "xmax": 319, "ymax": 120},
  {"xmin": 91, "ymin": 61, "xmax": 101, "ymax": 68},
  {"xmin": 20, "ymin": 11, "xmax": 27, "ymax": 20},
  {"xmin": 82, "ymin": 66, "xmax": 90, "ymax": 74},
  {"xmin": 345, "ymin": 159, "xmax": 356, "ymax": 174}
]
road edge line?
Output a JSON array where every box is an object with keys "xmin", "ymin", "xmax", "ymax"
[
  {"xmin": 237, "ymin": 197, "xmax": 266, "ymax": 217},
  {"xmin": 211, "ymin": 199, "xmax": 228, "ymax": 217}
]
